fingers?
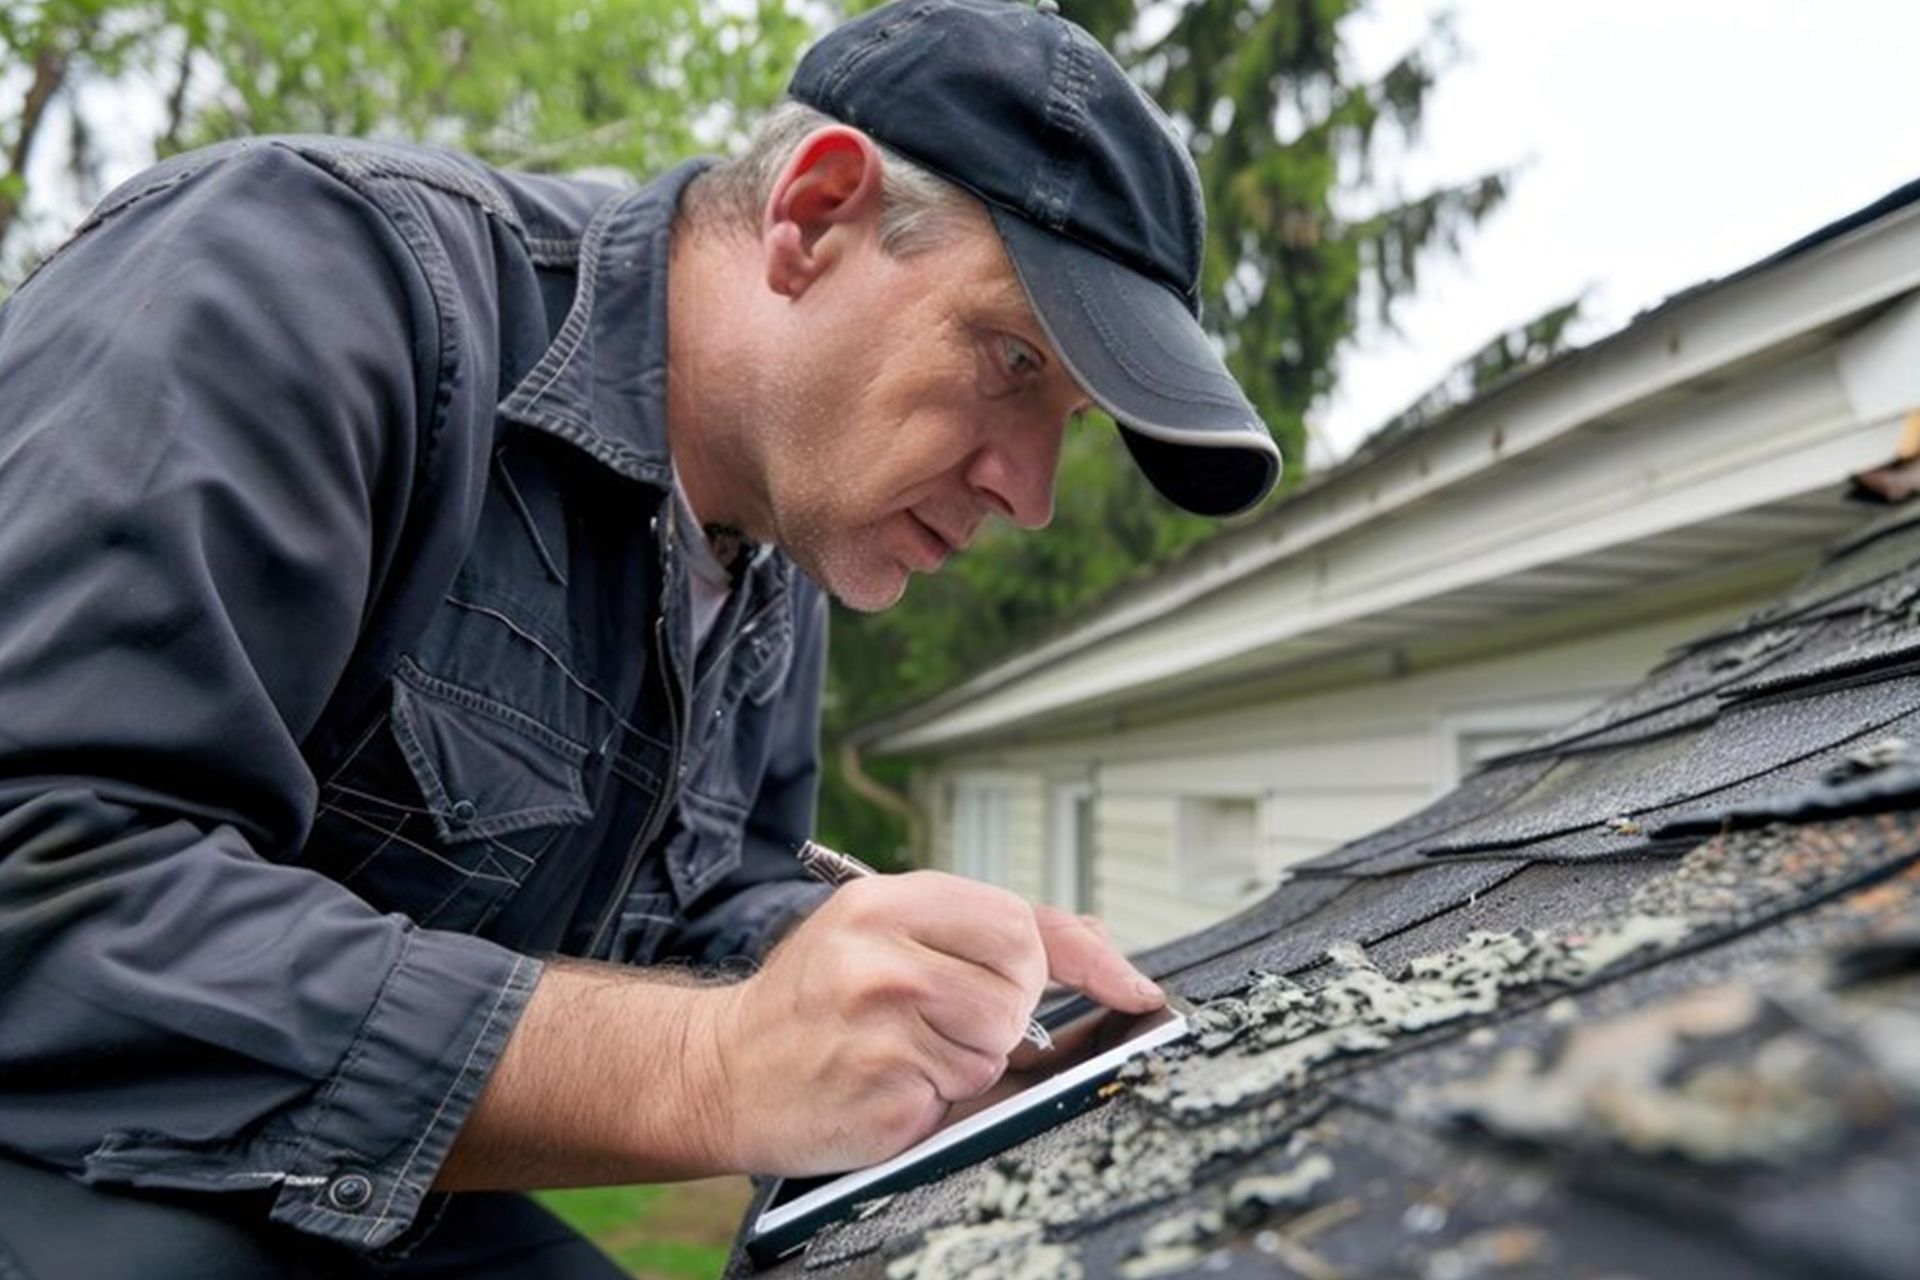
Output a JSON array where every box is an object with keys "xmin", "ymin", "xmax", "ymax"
[
  {"xmin": 833, "ymin": 871, "xmax": 1050, "ymax": 996},
  {"xmin": 733, "ymin": 871, "xmax": 1161, "ymax": 1176},
  {"xmin": 1034, "ymin": 903, "xmax": 1164, "ymax": 1013},
  {"xmin": 910, "ymin": 1006, "xmax": 1012, "ymax": 1103},
  {"xmin": 802, "ymin": 875, "xmax": 1047, "ymax": 1102},
  {"xmin": 904, "ymin": 941, "xmax": 1035, "ymax": 1060}
]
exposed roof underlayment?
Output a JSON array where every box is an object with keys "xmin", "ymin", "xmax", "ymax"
[{"xmin": 732, "ymin": 502, "xmax": 1920, "ymax": 1278}]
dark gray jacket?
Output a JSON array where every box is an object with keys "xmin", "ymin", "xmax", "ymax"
[{"xmin": 0, "ymin": 136, "xmax": 829, "ymax": 1249}]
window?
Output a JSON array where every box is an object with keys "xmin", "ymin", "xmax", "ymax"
[
  {"xmin": 951, "ymin": 780, "xmax": 1010, "ymax": 884},
  {"xmin": 1177, "ymin": 795, "xmax": 1264, "ymax": 905},
  {"xmin": 1048, "ymin": 783, "xmax": 1095, "ymax": 913}
]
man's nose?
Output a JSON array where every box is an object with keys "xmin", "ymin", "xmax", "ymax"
[{"xmin": 967, "ymin": 413, "xmax": 1066, "ymax": 531}]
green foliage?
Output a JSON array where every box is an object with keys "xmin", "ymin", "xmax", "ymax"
[
  {"xmin": 165, "ymin": 0, "xmax": 809, "ymax": 173},
  {"xmin": 537, "ymin": 1184, "xmax": 737, "ymax": 1277},
  {"xmin": 536, "ymin": 1185, "xmax": 674, "ymax": 1238},
  {"xmin": 0, "ymin": 0, "xmax": 810, "ymax": 281},
  {"xmin": 0, "ymin": 2, "xmax": 164, "ymax": 273},
  {"xmin": 815, "ymin": 747, "xmax": 918, "ymax": 872}
]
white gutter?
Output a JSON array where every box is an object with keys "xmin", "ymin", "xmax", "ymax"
[{"xmin": 862, "ymin": 197, "xmax": 1920, "ymax": 753}]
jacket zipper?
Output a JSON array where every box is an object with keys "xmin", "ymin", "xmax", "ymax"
[{"xmin": 586, "ymin": 509, "xmax": 686, "ymax": 957}]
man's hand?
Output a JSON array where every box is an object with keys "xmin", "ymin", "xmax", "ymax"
[
  {"xmin": 436, "ymin": 871, "xmax": 1160, "ymax": 1190},
  {"xmin": 705, "ymin": 871, "xmax": 1163, "ymax": 1175}
]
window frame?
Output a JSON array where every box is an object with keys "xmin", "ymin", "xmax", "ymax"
[{"xmin": 949, "ymin": 776, "xmax": 1012, "ymax": 885}]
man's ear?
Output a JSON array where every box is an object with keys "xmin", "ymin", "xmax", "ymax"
[{"xmin": 763, "ymin": 126, "xmax": 886, "ymax": 299}]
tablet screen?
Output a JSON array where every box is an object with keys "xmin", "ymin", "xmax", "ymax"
[{"xmin": 747, "ymin": 998, "xmax": 1189, "ymax": 1262}]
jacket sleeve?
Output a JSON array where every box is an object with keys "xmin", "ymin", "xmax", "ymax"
[
  {"xmin": 668, "ymin": 581, "xmax": 833, "ymax": 964},
  {"xmin": 0, "ymin": 143, "xmax": 539, "ymax": 1250}
]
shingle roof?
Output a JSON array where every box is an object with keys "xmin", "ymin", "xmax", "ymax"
[{"xmin": 732, "ymin": 500, "xmax": 1920, "ymax": 1278}]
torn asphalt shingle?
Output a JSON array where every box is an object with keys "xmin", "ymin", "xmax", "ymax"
[{"xmin": 732, "ymin": 511, "xmax": 1920, "ymax": 1280}]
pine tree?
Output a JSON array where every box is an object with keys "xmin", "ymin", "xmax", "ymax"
[{"xmin": 822, "ymin": 1, "xmax": 1532, "ymax": 863}]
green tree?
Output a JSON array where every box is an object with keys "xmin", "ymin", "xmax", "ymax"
[{"xmin": 0, "ymin": 0, "xmax": 809, "ymax": 280}]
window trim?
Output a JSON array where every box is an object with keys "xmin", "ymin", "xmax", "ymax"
[
  {"xmin": 949, "ymin": 776, "xmax": 1012, "ymax": 885},
  {"xmin": 1048, "ymin": 781, "xmax": 1094, "ymax": 913}
]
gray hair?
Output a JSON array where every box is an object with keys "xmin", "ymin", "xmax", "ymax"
[{"xmin": 686, "ymin": 100, "xmax": 984, "ymax": 257}]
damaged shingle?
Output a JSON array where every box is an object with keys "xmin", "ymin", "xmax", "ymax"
[
  {"xmin": 739, "ymin": 513, "xmax": 1920, "ymax": 1280},
  {"xmin": 884, "ymin": 1220, "xmax": 1079, "ymax": 1280},
  {"xmin": 1422, "ymin": 1225, "xmax": 1553, "ymax": 1280},
  {"xmin": 1421, "ymin": 938, "xmax": 1920, "ymax": 1169},
  {"xmin": 962, "ymin": 1097, "xmax": 1298, "ymax": 1231},
  {"xmin": 1128, "ymin": 916, "xmax": 1690, "ymax": 1122},
  {"xmin": 1116, "ymin": 1146, "xmax": 1335, "ymax": 1279}
]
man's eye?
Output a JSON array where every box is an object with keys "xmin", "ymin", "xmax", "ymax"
[
  {"xmin": 1001, "ymin": 335, "xmax": 1042, "ymax": 378},
  {"xmin": 972, "ymin": 328, "xmax": 1047, "ymax": 399}
]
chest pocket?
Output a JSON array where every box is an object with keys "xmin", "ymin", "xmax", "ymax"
[
  {"xmin": 681, "ymin": 592, "xmax": 795, "ymax": 806},
  {"xmin": 650, "ymin": 593, "xmax": 797, "ymax": 918},
  {"xmin": 304, "ymin": 657, "xmax": 593, "ymax": 933}
]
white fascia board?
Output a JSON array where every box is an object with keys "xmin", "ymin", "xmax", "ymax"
[
  {"xmin": 876, "ymin": 376, "xmax": 1899, "ymax": 756},
  {"xmin": 1837, "ymin": 291, "xmax": 1920, "ymax": 422},
  {"xmin": 865, "ymin": 204, "xmax": 1920, "ymax": 753}
]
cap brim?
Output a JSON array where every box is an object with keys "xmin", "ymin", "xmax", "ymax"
[{"xmin": 990, "ymin": 207, "xmax": 1282, "ymax": 517}]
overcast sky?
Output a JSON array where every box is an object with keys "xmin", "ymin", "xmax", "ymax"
[
  {"xmin": 1316, "ymin": 0, "xmax": 1920, "ymax": 466},
  {"xmin": 25, "ymin": 0, "xmax": 1920, "ymax": 475}
]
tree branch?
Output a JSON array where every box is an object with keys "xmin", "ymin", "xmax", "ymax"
[
  {"xmin": 161, "ymin": 39, "xmax": 194, "ymax": 152},
  {"xmin": 0, "ymin": 42, "xmax": 73, "ymax": 256}
]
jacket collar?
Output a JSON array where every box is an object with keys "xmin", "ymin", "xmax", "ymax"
[{"xmin": 497, "ymin": 158, "xmax": 712, "ymax": 487}]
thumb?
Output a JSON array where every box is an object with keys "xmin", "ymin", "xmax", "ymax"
[{"xmin": 1033, "ymin": 904, "xmax": 1164, "ymax": 1013}]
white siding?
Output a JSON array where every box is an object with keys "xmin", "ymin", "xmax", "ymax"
[
  {"xmin": 908, "ymin": 595, "xmax": 1756, "ymax": 950},
  {"xmin": 1092, "ymin": 794, "xmax": 1233, "ymax": 945},
  {"xmin": 1043, "ymin": 782, "xmax": 1096, "ymax": 912},
  {"xmin": 951, "ymin": 780, "xmax": 1010, "ymax": 883},
  {"xmin": 930, "ymin": 772, "xmax": 1045, "ymax": 902},
  {"xmin": 1005, "ymin": 779, "xmax": 1045, "ymax": 902}
]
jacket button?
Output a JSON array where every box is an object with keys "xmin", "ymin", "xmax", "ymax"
[
  {"xmin": 327, "ymin": 1173, "xmax": 374, "ymax": 1211},
  {"xmin": 449, "ymin": 799, "xmax": 478, "ymax": 824}
]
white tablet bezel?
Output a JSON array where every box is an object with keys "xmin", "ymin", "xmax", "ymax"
[{"xmin": 747, "ymin": 1004, "xmax": 1189, "ymax": 1253}]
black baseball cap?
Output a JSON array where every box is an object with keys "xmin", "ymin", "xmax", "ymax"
[{"xmin": 789, "ymin": 0, "xmax": 1283, "ymax": 517}]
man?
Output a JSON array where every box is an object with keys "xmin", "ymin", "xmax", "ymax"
[{"xmin": 0, "ymin": 0, "xmax": 1280, "ymax": 1274}]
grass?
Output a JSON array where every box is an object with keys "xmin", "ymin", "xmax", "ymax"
[{"xmin": 537, "ymin": 1178, "xmax": 756, "ymax": 1279}]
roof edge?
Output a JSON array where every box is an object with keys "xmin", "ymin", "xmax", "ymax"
[{"xmin": 853, "ymin": 179, "xmax": 1920, "ymax": 752}]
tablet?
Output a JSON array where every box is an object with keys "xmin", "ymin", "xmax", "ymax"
[{"xmin": 744, "ymin": 997, "xmax": 1190, "ymax": 1264}]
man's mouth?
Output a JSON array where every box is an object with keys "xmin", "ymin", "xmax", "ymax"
[{"xmin": 904, "ymin": 512, "xmax": 961, "ymax": 568}]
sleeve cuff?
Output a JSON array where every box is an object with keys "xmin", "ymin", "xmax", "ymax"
[
  {"xmin": 266, "ymin": 925, "xmax": 542, "ymax": 1249},
  {"xmin": 705, "ymin": 879, "xmax": 833, "ymax": 964}
]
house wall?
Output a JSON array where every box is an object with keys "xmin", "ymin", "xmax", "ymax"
[
  {"xmin": 916, "ymin": 769, "xmax": 1048, "ymax": 903},
  {"xmin": 915, "ymin": 594, "xmax": 1754, "ymax": 950}
]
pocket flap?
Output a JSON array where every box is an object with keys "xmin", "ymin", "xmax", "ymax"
[
  {"xmin": 666, "ymin": 788, "xmax": 747, "ymax": 906},
  {"xmin": 391, "ymin": 658, "xmax": 592, "ymax": 843},
  {"xmin": 742, "ymin": 611, "xmax": 794, "ymax": 707}
]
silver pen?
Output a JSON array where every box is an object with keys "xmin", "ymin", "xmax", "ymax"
[{"xmin": 796, "ymin": 839, "xmax": 1055, "ymax": 1052}]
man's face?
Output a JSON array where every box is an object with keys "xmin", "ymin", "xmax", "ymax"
[{"xmin": 755, "ymin": 221, "xmax": 1089, "ymax": 613}]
